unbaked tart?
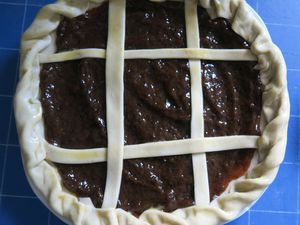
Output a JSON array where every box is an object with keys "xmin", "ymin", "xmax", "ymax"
[{"xmin": 15, "ymin": 0, "xmax": 289, "ymax": 225}]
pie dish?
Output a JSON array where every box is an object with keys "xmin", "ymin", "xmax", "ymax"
[{"xmin": 14, "ymin": 0, "xmax": 289, "ymax": 225}]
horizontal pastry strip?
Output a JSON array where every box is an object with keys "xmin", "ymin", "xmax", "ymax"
[
  {"xmin": 45, "ymin": 135, "xmax": 259, "ymax": 164},
  {"xmin": 39, "ymin": 48, "xmax": 257, "ymax": 63}
]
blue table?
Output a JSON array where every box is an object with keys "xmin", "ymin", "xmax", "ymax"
[{"xmin": 0, "ymin": 0, "xmax": 299, "ymax": 224}]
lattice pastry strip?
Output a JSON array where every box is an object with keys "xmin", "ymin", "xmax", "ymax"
[
  {"xmin": 38, "ymin": 0, "xmax": 261, "ymax": 209},
  {"xmin": 101, "ymin": 0, "xmax": 126, "ymax": 208},
  {"xmin": 45, "ymin": 135, "xmax": 259, "ymax": 164},
  {"xmin": 39, "ymin": 48, "xmax": 256, "ymax": 63},
  {"xmin": 185, "ymin": 0, "xmax": 208, "ymax": 205}
]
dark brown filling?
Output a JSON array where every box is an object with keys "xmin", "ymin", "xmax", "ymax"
[{"xmin": 40, "ymin": 0, "xmax": 262, "ymax": 216}]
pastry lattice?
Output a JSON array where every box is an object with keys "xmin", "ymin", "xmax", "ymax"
[{"xmin": 39, "ymin": 0, "xmax": 259, "ymax": 209}]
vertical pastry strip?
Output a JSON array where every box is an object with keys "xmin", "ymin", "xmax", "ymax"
[
  {"xmin": 102, "ymin": 0, "xmax": 126, "ymax": 208},
  {"xmin": 185, "ymin": 0, "xmax": 209, "ymax": 205}
]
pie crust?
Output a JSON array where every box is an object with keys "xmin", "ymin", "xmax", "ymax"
[{"xmin": 14, "ymin": 0, "xmax": 289, "ymax": 224}]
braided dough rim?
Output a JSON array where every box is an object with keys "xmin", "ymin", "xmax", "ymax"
[{"xmin": 14, "ymin": 0, "xmax": 289, "ymax": 224}]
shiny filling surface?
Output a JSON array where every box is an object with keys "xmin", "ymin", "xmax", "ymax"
[{"xmin": 40, "ymin": 0, "xmax": 262, "ymax": 216}]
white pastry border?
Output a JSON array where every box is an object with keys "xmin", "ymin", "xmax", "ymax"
[{"xmin": 14, "ymin": 0, "xmax": 289, "ymax": 225}]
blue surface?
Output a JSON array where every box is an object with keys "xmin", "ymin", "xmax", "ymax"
[{"xmin": 0, "ymin": 0, "xmax": 299, "ymax": 225}]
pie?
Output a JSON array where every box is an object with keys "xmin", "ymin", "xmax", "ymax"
[{"xmin": 14, "ymin": 0, "xmax": 289, "ymax": 225}]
